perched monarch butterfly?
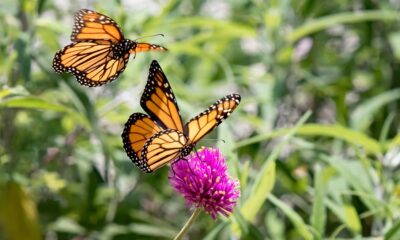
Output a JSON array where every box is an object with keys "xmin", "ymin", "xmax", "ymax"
[
  {"xmin": 121, "ymin": 60, "xmax": 241, "ymax": 173},
  {"xmin": 52, "ymin": 9, "xmax": 167, "ymax": 87}
]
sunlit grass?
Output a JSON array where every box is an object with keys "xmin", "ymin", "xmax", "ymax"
[{"xmin": 1, "ymin": 0, "xmax": 400, "ymax": 239}]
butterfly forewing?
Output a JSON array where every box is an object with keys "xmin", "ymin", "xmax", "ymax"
[
  {"xmin": 140, "ymin": 60, "xmax": 184, "ymax": 132},
  {"xmin": 72, "ymin": 9, "xmax": 123, "ymax": 43},
  {"xmin": 121, "ymin": 113, "xmax": 163, "ymax": 172},
  {"xmin": 53, "ymin": 41, "xmax": 130, "ymax": 86},
  {"xmin": 141, "ymin": 129, "xmax": 188, "ymax": 172},
  {"xmin": 185, "ymin": 94, "xmax": 241, "ymax": 144}
]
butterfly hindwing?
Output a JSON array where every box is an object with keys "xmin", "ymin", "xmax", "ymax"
[
  {"xmin": 72, "ymin": 9, "xmax": 123, "ymax": 43},
  {"xmin": 121, "ymin": 113, "xmax": 163, "ymax": 172},
  {"xmin": 141, "ymin": 129, "xmax": 188, "ymax": 172},
  {"xmin": 140, "ymin": 60, "xmax": 184, "ymax": 132},
  {"xmin": 185, "ymin": 94, "xmax": 241, "ymax": 144}
]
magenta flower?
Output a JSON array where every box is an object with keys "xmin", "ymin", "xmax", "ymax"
[{"xmin": 168, "ymin": 147, "xmax": 240, "ymax": 220}]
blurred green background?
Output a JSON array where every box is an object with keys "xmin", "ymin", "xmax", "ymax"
[{"xmin": 1, "ymin": 0, "xmax": 400, "ymax": 239}]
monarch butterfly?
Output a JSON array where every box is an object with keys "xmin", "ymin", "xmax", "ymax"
[
  {"xmin": 121, "ymin": 60, "xmax": 241, "ymax": 173},
  {"xmin": 52, "ymin": 9, "xmax": 167, "ymax": 87}
]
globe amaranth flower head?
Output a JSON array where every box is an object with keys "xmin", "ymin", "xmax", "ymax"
[{"xmin": 168, "ymin": 147, "xmax": 240, "ymax": 220}]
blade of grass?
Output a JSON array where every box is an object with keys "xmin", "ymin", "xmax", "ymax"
[
  {"xmin": 310, "ymin": 166, "xmax": 326, "ymax": 238},
  {"xmin": 1, "ymin": 96, "xmax": 69, "ymax": 112},
  {"xmin": 0, "ymin": 96, "xmax": 91, "ymax": 129},
  {"xmin": 380, "ymin": 113, "xmax": 396, "ymax": 143},
  {"xmin": 321, "ymin": 155, "xmax": 379, "ymax": 213},
  {"xmin": 385, "ymin": 220, "xmax": 400, "ymax": 240},
  {"xmin": 232, "ymin": 111, "xmax": 311, "ymax": 236},
  {"xmin": 269, "ymin": 194, "xmax": 313, "ymax": 240},
  {"xmin": 169, "ymin": 17, "xmax": 256, "ymax": 37},
  {"xmin": 326, "ymin": 198, "xmax": 362, "ymax": 235},
  {"xmin": 0, "ymin": 182, "xmax": 41, "ymax": 240},
  {"xmin": 351, "ymin": 88, "xmax": 400, "ymax": 131},
  {"xmin": 288, "ymin": 10, "xmax": 400, "ymax": 43},
  {"xmin": 235, "ymin": 124, "xmax": 382, "ymax": 154}
]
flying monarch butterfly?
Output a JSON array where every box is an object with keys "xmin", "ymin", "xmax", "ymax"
[
  {"xmin": 52, "ymin": 9, "xmax": 167, "ymax": 87},
  {"xmin": 121, "ymin": 60, "xmax": 241, "ymax": 173}
]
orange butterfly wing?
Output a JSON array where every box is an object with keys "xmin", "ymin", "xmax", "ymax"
[
  {"xmin": 54, "ymin": 9, "xmax": 168, "ymax": 86},
  {"xmin": 185, "ymin": 94, "xmax": 241, "ymax": 144},
  {"xmin": 141, "ymin": 129, "xmax": 188, "ymax": 172},
  {"xmin": 53, "ymin": 41, "xmax": 130, "ymax": 86},
  {"xmin": 121, "ymin": 113, "xmax": 163, "ymax": 172},
  {"xmin": 121, "ymin": 61, "xmax": 241, "ymax": 173},
  {"xmin": 140, "ymin": 60, "xmax": 184, "ymax": 132},
  {"xmin": 72, "ymin": 9, "xmax": 123, "ymax": 43}
]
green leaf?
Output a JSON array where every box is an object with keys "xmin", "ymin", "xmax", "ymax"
[
  {"xmin": 15, "ymin": 34, "xmax": 31, "ymax": 82},
  {"xmin": 325, "ymin": 199, "xmax": 362, "ymax": 235},
  {"xmin": 0, "ymin": 86, "xmax": 29, "ymax": 99},
  {"xmin": 1, "ymin": 96, "xmax": 68, "ymax": 112},
  {"xmin": 351, "ymin": 88, "xmax": 400, "ymax": 131},
  {"xmin": 169, "ymin": 17, "xmax": 256, "ymax": 38},
  {"xmin": 269, "ymin": 194, "xmax": 313, "ymax": 240},
  {"xmin": 322, "ymin": 155, "xmax": 382, "ymax": 214},
  {"xmin": 385, "ymin": 220, "xmax": 400, "ymax": 240},
  {"xmin": 0, "ymin": 96, "xmax": 91, "ymax": 129},
  {"xmin": 236, "ymin": 124, "xmax": 382, "ymax": 154},
  {"xmin": 232, "ymin": 111, "xmax": 311, "ymax": 236},
  {"xmin": 388, "ymin": 134, "xmax": 400, "ymax": 149},
  {"xmin": 288, "ymin": 10, "xmax": 400, "ymax": 43},
  {"xmin": 125, "ymin": 223, "xmax": 177, "ymax": 238},
  {"xmin": 48, "ymin": 217, "xmax": 85, "ymax": 234},
  {"xmin": 238, "ymin": 160, "xmax": 250, "ymax": 191},
  {"xmin": 310, "ymin": 166, "xmax": 327, "ymax": 238},
  {"xmin": 0, "ymin": 181, "xmax": 41, "ymax": 240},
  {"xmin": 203, "ymin": 221, "xmax": 230, "ymax": 240},
  {"xmin": 326, "ymin": 156, "xmax": 368, "ymax": 187},
  {"xmin": 232, "ymin": 211, "xmax": 264, "ymax": 240},
  {"xmin": 265, "ymin": 210, "xmax": 285, "ymax": 240},
  {"xmin": 389, "ymin": 32, "xmax": 400, "ymax": 60},
  {"xmin": 343, "ymin": 204, "xmax": 361, "ymax": 233},
  {"xmin": 237, "ymin": 160, "xmax": 276, "ymax": 223}
]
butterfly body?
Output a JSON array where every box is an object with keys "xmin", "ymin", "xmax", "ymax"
[
  {"xmin": 122, "ymin": 60, "xmax": 241, "ymax": 173},
  {"xmin": 53, "ymin": 9, "xmax": 167, "ymax": 87},
  {"xmin": 111, "ymin": 39, "xmax": 135, "ymax": 59}
]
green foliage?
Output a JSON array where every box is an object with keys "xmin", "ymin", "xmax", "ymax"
[{"xmin": 1, "ymin": 0, "xmax": 400, "ymax": 239}]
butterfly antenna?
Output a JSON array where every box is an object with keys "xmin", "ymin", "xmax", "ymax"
[
  {"xmin": 193, "ymin": 146, "xmax": 204, "ymax": 164},
  {"xmin": 133, "ymin": 33, "xmax": 165, "ymax": 42},
  {"xmin": 196, "ymin": 139, "xmax": 226, "ymax": 144}
]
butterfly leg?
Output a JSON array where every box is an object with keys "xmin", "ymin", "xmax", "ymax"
[
  {"xmin": 170, "ymin": 158, "xmax": 193, "ymax": 176},
  {"xmin": 178, "ymin": 157, "xmax": 197, "ymax": 176},
  {"xmin": 170, "ymin": 159, "xmax": 178, "ymax": 176}
]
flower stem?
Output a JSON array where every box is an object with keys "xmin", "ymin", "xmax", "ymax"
[{"xmin": 174, "ymin": 208, "xmax": 202, "ymax": 240}]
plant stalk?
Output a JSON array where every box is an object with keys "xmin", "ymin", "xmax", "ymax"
[{"xmin": 174, "ymin": 208, "xmax": 202, "ymax": 240}]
